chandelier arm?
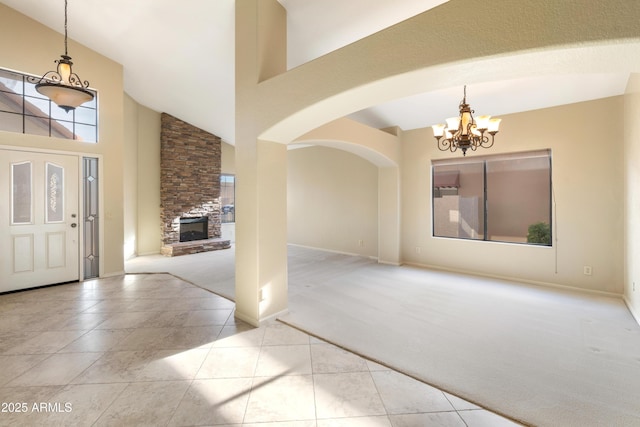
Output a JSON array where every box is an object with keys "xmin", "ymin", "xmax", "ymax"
[{"xmin": 436, "ymin": 137, "xmax": 454, "ymax": 152}]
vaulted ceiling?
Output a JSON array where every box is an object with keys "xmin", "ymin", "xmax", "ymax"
[{"xmin": 0, "ymin": 0, "xmax": 631, "ymax": 144}]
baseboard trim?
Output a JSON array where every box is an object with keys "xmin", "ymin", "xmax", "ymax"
[
  {"xmin": 623, "ymin": 296, "xmax": 640, "ymax": 326},
  {"xmin": 288, "ymin": 243, "xmax": 377, "ymax": 260},
  {"xmin": 403, "ymin": 261, "xmax": 622, "ymax": 300}
]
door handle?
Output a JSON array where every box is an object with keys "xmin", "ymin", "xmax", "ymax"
[{"xmin": 71, "ymin": 223, "xmax": 77, "ymax": 228}]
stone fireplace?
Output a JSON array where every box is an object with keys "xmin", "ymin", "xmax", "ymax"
[{"xmin": 159, "ymin": 113, "xmax": 231, "ymax": 256}]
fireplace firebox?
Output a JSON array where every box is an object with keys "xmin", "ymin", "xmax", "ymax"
[{"xmin": 179, "ymin": 216, "xmax": 208, "ymax": 242}]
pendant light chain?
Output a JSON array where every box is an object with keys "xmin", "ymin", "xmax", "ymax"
[{"xmin": 64, "ymin": 0, "xmax": 68, "ymax": 56}]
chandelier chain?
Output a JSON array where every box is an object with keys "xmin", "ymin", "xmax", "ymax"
[{"xmin": 64, "ymin": 0, "xmax": 68, "ymax": 56}]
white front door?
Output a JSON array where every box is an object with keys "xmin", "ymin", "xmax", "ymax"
[{"xmin": 0, "ymin": 149, "xmax": 80, "ymax": 292}]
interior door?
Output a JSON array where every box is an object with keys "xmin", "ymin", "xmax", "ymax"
[{"xmin": 0, "ymin": 149, "xmax": 80, "ymax": 292}]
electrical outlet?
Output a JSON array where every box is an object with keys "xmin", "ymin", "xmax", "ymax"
[
  {"xmin": 634, "ymin": 282, "xmax": 636, "ymax": 292},
  {"xmin": 358, "ymin": 240, "xmax": 364, "ymax": 247},
  {"xmin": 415, "ymin": 246, "xmax": 422, "ymax": 254},
  {"xmin": 583, "ymin": 266, "xmax": 592, "ymax": 276}
]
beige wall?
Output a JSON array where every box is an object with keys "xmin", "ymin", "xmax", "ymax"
[
  {"xmin": 221, "ymin": 142, "xmax": 236, "ymax": 174},
  {"xmin": 624, "ymin": 74, "xmax": 640, "ymax": 320},
  {"xmin": 287, "ymin": 146, "xmax": 378, "ymax": 258},
  {"xmin": 123, "ymin": 98, "xmax": 161, "ymax": 256},
  {"xmin": 402, "ymin": 97, "xmax": 624, "ymax": 294},
  {"xmin": 0, "ymin": 4, "xmax": 125, "ymax": 277}
]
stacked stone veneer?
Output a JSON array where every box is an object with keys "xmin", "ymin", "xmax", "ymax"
[{"xmin": 160, "ymin": 113, "xmax": 230, "ymax": 256}]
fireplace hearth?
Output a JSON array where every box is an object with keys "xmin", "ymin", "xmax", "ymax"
[{"xmin": 180, "ymin": 216, "xmax": 208, "ymax": 242}]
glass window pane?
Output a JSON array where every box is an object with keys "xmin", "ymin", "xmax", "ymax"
[
  {"xmin": 220, "ymin": 174, "xmax": 235, "ymax": 223},
  {"xmin": 51, "ymin": 104, "xmax": 74, "ymax": 121},
  {"xmin": 0, "ymin": 111, "xmax": 23, "ymax": 133},
  {"xmin": 0, "ymin": 69, "xmax": 24, "ymax": 95},
  {"xmin": 23, "ymin": 81, "xmax": 43, "ymax": 99},
  {"xmin": 50, "ymin": 119, "xmax": 74, "ymax": 139},
  {"xmin": 433, "ymin": 162, "xmax": 484, "ymax": 240},
  {"xmin": 0, "ymin": 92, "xmax": 24, "ymax": 114},
  {"xmin": 486, "ymin": 154, "xmax": 551, "ymax": 245},
  {"xmin": 74, "ymin": 106, "xmax": 96, "ymax": 125},
  {"xmin": 46, "ymin": 163, "xmax": 65, "ymax": 223},
  {"xmin": 24, "ymin": 117, "xmax": 51, "ymax": 137},
  {"xmin": 74, "ymin": 122, "xmax": 97, "ymax": 142},
  {"xmin": 23, "ymin": 95, "xmax": 49, "ymax": 118},
  {"xmin": 12, "ymin": 162, "xmax": 32, "ymax": 224}
]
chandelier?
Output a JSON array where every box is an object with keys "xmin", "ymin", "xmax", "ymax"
[
  {"xmin": 28, "ymin": 0, "xmax": 94, "ymax": 112},
  {"xmin": 432, "ymin": 86, "xmax": 501, "ymax": 156}
]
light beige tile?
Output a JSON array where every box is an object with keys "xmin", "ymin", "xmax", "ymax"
[
  {"xmin": 317, "ymin": 416, "xmax": 392, "ymax": 427},
  {"xmin": 389, "ymin": 412, "xmax": 467, "ymax": 427},
  {"xmin": 214, "ymin": 325, "xmax": 265, "ymax": 348},
  {"xmin": 0, "ymin": 354, "xmax": 50, "ymax": 386},
  {"xmin": 255, "ymin": 344, "xmax": 312, "ymax": 376},
  {"xmin": 168, "ymin": 378, "xmax": 253, "ymax": 426},
  {"xmin": 262, "ymin": 323, "xmax": 311, "ymax": 346},
  {"xmin": 0, "ymin": 385, "xmax": 64, "ymax": 426},
  {"xmin": 47, "ymin": 312, "xmax": 110, "ymax": 331},
  {"xmin": 170, "ymin": 297, "xmax": 235, "ymax": 311},
  {"xmin": 136, "ymin": 348, "xmax": 210, "ymax": 381},
  {"xmin": 36, "ymin": 383, "xmax": 128, "ymax": 426},
  {"xmin": 457, "ymin": 409, "xmax": 524, "ymax": 427},
  {"xmin": 58, "ymin": 329, "xmax": 134, "ymax": 353},
  {"xmin": 6, "ymin": 352, "xmax": 104, "ymax": 386},
  {"xmin": 184, "ymin": 309, "xmax": 234, "ymax": 326},
  {"xmin": 367, "ymin": 360, "xmax": 392, "ymax": 372},
  {"xmin": 3, "ymin": 330, "xmax": 89, "ymax": 354},
  {"xmin": 94, "ymin": 380, "xmax": 190, "ymax": 427},
  {"xmin": 314, "ymin": 372, "xmax": 386, "ymax": 419},
  {"xmin": 0, "ymin": 330, "xmax": 41, "ymax": 353},
  {"xmin": 311, "ymin": 343, "xmax": 368, "ymax": 374},
  {"xmin": 244, "ymin": 375, "xmax": 316, "ymax": 423},
  {"xmin": 94, "ymin": 311, "xmax": 158, "ymax": 329},
  {"xmin": 70, "ymin": 350, "xmax": 153, "ymax": 384},
  {"xmin": 371, "ymin": 370, "xmax": 454, "ymax": 414},
  {"xmin": 244, "ymin": 422, "xmax": 317, "ymax": 427},
  {"xmin": 197, "ymin": 346, "xmax": 261, "ymax": 379},
  {"xmin": 112, "ymin": 326, "xmax": 220, "ymax": 351},
  {"xmin": 444, "ymin": 392, "xmax": 481, "ymax": 411}
]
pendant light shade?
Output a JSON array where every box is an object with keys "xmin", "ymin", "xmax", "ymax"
[{"xmin": 28, "ymin": 0, "xmax": 93, "ymax": 112}]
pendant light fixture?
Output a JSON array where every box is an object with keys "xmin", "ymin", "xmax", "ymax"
[
  {"xmin": 432, "ymin": 86, "xmax": 501, "ymax": 156},
  {"xmin": 28, "ymin": 0, "xmax": 94, "ymax": 112}
]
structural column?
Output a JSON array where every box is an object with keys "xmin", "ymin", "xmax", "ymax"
[{"xmin": 235, "ymin": 0, "xmax": 289, "ymax": 326}]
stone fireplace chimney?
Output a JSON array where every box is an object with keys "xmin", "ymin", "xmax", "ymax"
[{"xmin": 159, "ymin": 113, "xmax": 230, "ymax": 256}]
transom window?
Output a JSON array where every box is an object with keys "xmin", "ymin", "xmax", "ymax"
[
  {"xmin": 0, "ymin": 67, "xmax": 98, "ymax": 142},
  {"xmin": 432, "ymin": 150, "xmax": 552, "ymax": 246}
]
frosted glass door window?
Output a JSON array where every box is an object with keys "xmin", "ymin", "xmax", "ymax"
[
  {"xmin": 11, "ymin": 162, "xmax": 32, "ymax": 224},
  {"xmin": 46, "ymin": 163, "xmax": 64, "ymax": 223}
]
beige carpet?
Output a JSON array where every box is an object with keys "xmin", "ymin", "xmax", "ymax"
[
  {"xmin": 281, "ymin": 258, "xmax": 640, "ymax": 427},
  {"xmin": 128, "ymin": 246, "xmax": 640, "ymax": 426}
]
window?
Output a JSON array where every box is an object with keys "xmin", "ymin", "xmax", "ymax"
[
  {"xmin": 432, "ymin": 150, "xmax": 552, "ymax": 245},
  {"xmin": 0, "ymin": 67, "xmax": 98, "ymax": 142},
  {"xmin": 220, "ymin": 174, "xmax": 235, "ymax": 223}
]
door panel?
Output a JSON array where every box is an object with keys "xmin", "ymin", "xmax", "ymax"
[{"xmin": 0, "ymin": 149, "xmax": 79, "ymax": 292}]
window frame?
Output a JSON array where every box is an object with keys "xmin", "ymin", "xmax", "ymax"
[
  {"xmin": 431, "ymin": 150, "xmax": 553, "ymax": 246},
  {"xmin": 0, "ymin": 66, "xmax": 98, "ymax": 142}
]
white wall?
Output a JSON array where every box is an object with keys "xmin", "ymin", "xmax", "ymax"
[
  {"xmin": 624, "ymin": 74, "xmax": 640, "ymax": 320},
  {"xmin": 288, "ymin": 146, "xmax": 379, "ymax": 257},
  {"xmin": 402, "ymin": 97, "xmax": 625, "ymax": 294}
]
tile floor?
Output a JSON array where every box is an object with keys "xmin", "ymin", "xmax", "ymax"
[{"xmin": 0, "ymin": 273, "xmax": 520, "ymax": 426}]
